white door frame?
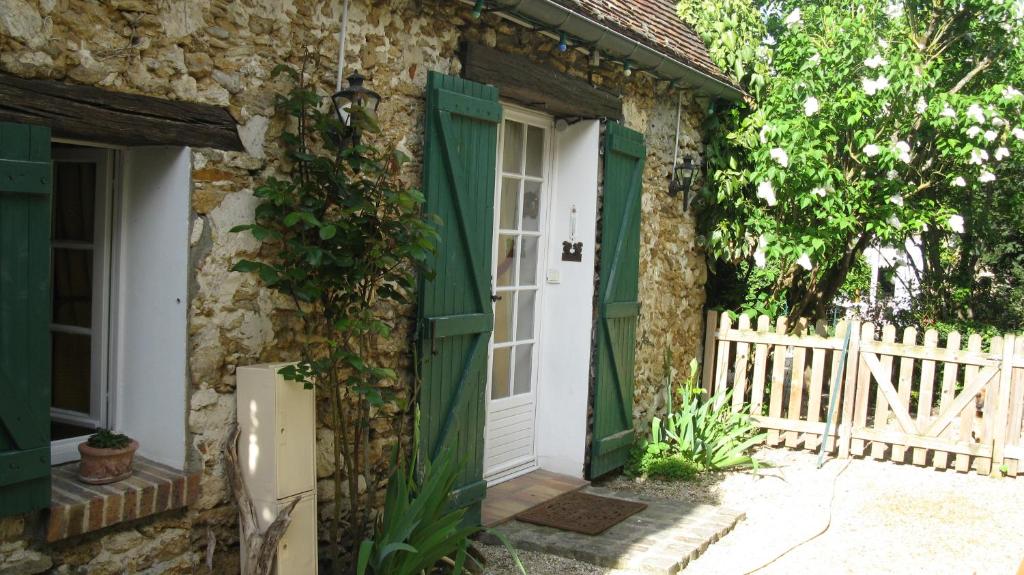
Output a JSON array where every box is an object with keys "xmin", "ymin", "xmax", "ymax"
[{"xmin": 483, "ymin": 104, "xmax": 557, "ymax": 483}]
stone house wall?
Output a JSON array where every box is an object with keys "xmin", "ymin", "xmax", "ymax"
[{"xmin": 0, "ymin": 0, "xmax": 708, "ymax": 572}]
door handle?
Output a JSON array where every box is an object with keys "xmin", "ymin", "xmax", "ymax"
[{"xmin": 490, "ymin": 294, "xmax": 503, "ymax": 302}]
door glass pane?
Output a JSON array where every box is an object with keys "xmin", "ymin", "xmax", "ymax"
[
  {"xmin": 494, "ymin": 294, "xmax": 513, "ymax": 344},
  {"xmin": 525, "ymin": 125, "xmax": 545, "ymax": 177},
  {"xmin": 522, "ymin": 180, "xmax": 541, "ymax": 232},
  {"xmin": 502, "ymin": 121, "xmax": 524, "ymax": 173},
  {"xmin": 513, "ymin": 344, "xmax": 533, "ymax": 395},
  {"xmin": 519, "ymin": 236, "xmax": 538, "ymax": 286},
  {"xmin": 516, "ymin": 290, "xmax": 536, "ymax": 340},
  {"xmin": 52, "ymin": 248, "xmax": 93, "ymax": 328},
  {"xmin": 499, "ymin": 177, "xmax": 520, "ymax": 230},
  {"xmin": 496, "ymin": 235, "xmax": 517, "ymax": 287},
  {"xmin": 52, "ymin": 332, "xmax": 91, "ymax": 413},
  {"xmin": 491, "ymin": 347, "xmax": 511, "ymax": 400},
  {"xmin": 53, "ymin": 162, "xmax": 96, "ymax": 242}
]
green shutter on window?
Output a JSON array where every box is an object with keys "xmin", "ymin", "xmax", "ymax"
[
  {"xmin": 590, "ymin": 121, "xmax": 645, "ymax": 478},
  {"xmin": 0, "ymin": 122, "xmax": 52, "ymax": 517},
  {"xmin": 416, "ymin": 72, "xmax": 501, "ymax": 525}
]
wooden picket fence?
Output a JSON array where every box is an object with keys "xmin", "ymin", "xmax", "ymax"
[{"xmin": 702, "ymin": 310, "xmax": 1024, "ymax": 476}]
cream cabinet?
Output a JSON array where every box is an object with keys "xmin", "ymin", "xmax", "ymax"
[{"xmin": 237, "ymin": 363, "xmax": 318, "ymax": 575}]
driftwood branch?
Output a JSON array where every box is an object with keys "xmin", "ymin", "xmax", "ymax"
[{"xmin": 226, "ymin": 424, "xmax": 300, "ymax": 575}]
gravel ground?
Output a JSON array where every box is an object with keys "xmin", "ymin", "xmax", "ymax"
[{"xmin": 478, "ymin": 448, "xmax": 1024, "ymax": 574}]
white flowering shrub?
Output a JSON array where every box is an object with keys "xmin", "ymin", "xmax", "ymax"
[{"xmin": 685, "ymin": 0, "xmax": 1024, "ymax": 324}]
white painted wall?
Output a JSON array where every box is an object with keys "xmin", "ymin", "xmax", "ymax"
[
  {"xmin": 534, "ymin": 121, "xmax": 600, "ymax": 478},
  {"xmin": 114, "ymin": 147, "xmax": 191, "ymax": 469}
]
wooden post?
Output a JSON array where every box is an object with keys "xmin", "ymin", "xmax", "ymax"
[
  {"xmin": 767, "ymin": 317, "xmax": 789, "ymax": 447},
  {"xmin": 714, "ymin": 313, "xmax": 733, "ymax": 407},
  {"xmin": 785, "ymin": 318, "xmax": 809, "ymax": 448},
  {"xmin": 749, "ymin": 315, "xmax": 771, "ymax": 416},
  {"xmin": 933, "ymin": 332, "xmax": 961, "ymax": 470},
  {"xmin": 838, "ymin": 320, "xmax": 861, "ymax": 459},
  {"xmin": 991, "ymin": 334, "xmax": 1016, "ymax": 475},
  {"xmin": 702, "ymin": 310, "xmax": 719, "ymax": 395},
  {"xmin": 912, "ymin": 329, "xmax": 937, "ymax": 466},
  {"xmin": 732, "ymin": 314, "xmax": 752, "ymax": 413},
  {"xmin": 851, "ymin": 322, "xmax": 875, "ymax": 457},
  {"xmin": 957, "ymin": 334, "xmax": 983, "ymax": 473},
  {"xmin": 870, "ymin": 324, "xmax": 897, "ymax": 460},
  {"xmin": 1005, "ymin": 337, "xmax": 1024, "ymax": 477},
  {"xmin": 805, "ymin": 320, "xmax": 829, "ymax": 450}
]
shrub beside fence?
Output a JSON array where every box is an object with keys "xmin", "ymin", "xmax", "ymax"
[{"xmin": 701, "ymin": 311, "xmax": 1024, "ymax": 476}]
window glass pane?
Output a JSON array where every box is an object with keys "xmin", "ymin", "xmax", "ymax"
[
  {"xmin": 519, "ymin": 236, "xmax": 538, "ymax": 286},
  {"xmin": 513, "ymin": 344, "xmax": 533, "ymax": 395},
  {"xmin": 502, "ymin": 121, "xmax": 524, "ymax": 173},
  {"xmin": 525, "ymin": 125, "xmax": 545, "ymax": 177},
  {"xmin": 522, "ymin": 180, "xmax": 541, "ymax": 232},
  {"xmin": 499, "ymin": 177, "xmax": 520, "ymax": 230},
  {"xmin": 496, "ymin": 235, "xmax": 517, "ymax": 287},
  {"xmin": 52, "ymin": 332, "xmax": 91, "ymax": 413},
  {"xmin": 52, "ymin": 162, "xmax": 96, "ymax": 242},
  {"xmin": 491, "ymin": 347, "xmax": 511, "ymax": 400},
  {"xmin": 52, "ymin": 248, "xmax": 93, "ymax": 328},
  {"xmin": 494, "ymin": 294, "xmax": 513, "ymax": 343},
  {"xmin": 516, "ymin": 290, "xmax": 536, "ymax": 340}
]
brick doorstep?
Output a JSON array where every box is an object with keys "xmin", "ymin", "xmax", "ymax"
[{"xmin": 46, "ymin": 457, "xmax": 200, "ymax": 543}]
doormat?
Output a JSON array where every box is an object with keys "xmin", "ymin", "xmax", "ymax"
[{"xmin": 515, "ymin": 491, "xmax": 647, "ymax": 536}]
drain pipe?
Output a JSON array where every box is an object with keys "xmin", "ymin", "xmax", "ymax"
[{"xmin": 335, "ymin": 0, "xmax": 351, "ymax": 91}]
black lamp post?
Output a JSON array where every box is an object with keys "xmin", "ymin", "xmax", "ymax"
[
  {"xmin": 330, "ymin": 72, "xmax": 381, "ymax": 147},
  {"xmin": 669, "ymin": 155, "xmax": 698, "ymax": 208}
]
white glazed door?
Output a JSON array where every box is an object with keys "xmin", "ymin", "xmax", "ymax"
[{"xmin": 484, "ymin": 108, "xmax": 552, "ymax": 481}]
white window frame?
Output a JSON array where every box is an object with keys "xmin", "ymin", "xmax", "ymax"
[{"xmin": 49, "ymin": 144, "xmax": 117, "ymax": 465}]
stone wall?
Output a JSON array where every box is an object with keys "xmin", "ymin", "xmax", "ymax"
[{"xmin": 0, "ymin": 0, "xmax": 708, "ymax": 572}]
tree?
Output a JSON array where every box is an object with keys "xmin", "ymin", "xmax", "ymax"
[
  {"xmin": 684, "ymin": 0, "xmax": 1024, "ymax": 327},
  {"xmin": 231, "ymin": 58, "xmax": 439, "ymax": 572}
]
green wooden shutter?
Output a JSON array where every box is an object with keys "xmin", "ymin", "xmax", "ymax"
[
  {"xmin": 0, "ymin": 122, "xmax": 52, "ymax": 517},
  {"xmin": 590, "ymin": 122, "xmax": 645, "ymax": 478},
  {"xmin": 417, "ymin": 72, "xmax": 501, "ymax": 525}
]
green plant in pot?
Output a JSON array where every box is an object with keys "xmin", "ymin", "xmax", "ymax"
[{"xmin": 78, "ymin": 428, "xmax": 139, "ymax": 485}]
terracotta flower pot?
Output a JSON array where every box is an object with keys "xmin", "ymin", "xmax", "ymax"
[{"xmin": 77, "ymin": 440, "xmax": 139, "ymax": 485}]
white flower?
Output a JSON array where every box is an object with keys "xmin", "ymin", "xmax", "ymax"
[
  {"xmin": 863, "ymin": 144, "xmax": 881, "ymax": 157},
  {"xmin": 966, "ymin": 104, "xmax": 986, "ymax": 123},
  {"xmin": 952, "ymin": 176, "xmax": 967, "ymax": 187},
  {"xmin": 784, "ymin": 8, "xmax": 802, "ymax": 26},
  {"xmin": 862, "ymin": 76, "xmax": 890, "ymax": 95},
  {"xmin": 967, "ymin": 126, "xmax": 982, "ymax": 138},
  {"xmin": 886, "ymin": 169, "xmax": 899, "ymax": 180},
  {"xmin": 890, "ymin": 194, "xmax": 904, "ymax": 206},
  {"xmin": 948, "ymin": 214, "xmax": 965, "ymax": 234},
  {"xmin": 969, "ymin": 149, "xmax": 989, "ymax": 165},
  {"xmin": 941, "ymin": 105, "xmax": 956, "ymax": 118},
  {"xmin": 894, "ymin": 140, "xmax": 911, "ymax": 163},
  {"xmin": 995, "ymin": 147, "xmax": 1010, "ymax": 160},
  {"xmin": 864, "ymin": 54, "xmax": 888, "ymax": 69},
  {"xmin": 984, "ymin": 130, "xmax": 998, "ymax": 142},
  {"xmin": 915, "ymin": 97, "xmax": 928, "ymax": 114},
  {"xmin": 1014, "ymin": 127, "xmax": 1024, "ymax": 140},
  {"xmin": 811, "ymin": 187, "xmax": 828, "ymax": 197},
  {"xmin": 884, "ymin": 3, "xmax": 903, "ymax": 18},
  {"xmin": 888, "ymin": 215, "xmax": 902, "ymax": 228},
  {"xmin": 753, "ymin": 236, "xmax": 767, "ymax": 267},
  {"xmin": 878, "ymin": 38, "xmax": 890, "ymax": 49},
  {"xmin": 809, "ymin": 53, "xmax": 821, "ymax": 65},
  {"xmin": 1003, "ymin": 86, "xmax": 1023, "ymax": 99},
  {"xmin": 757, "ymin": 181, "xmax": 777, "ymax": 206},
  {"xmin": 759, "ymin": 125, "xmax": 771, "ymax": 144},
  {"xmin": 979, "ymin": 170, "xmax": 996, "ymax": 183},
  {"xmin": 992, "ymin": 117, "xmax": 1007, "ymax": 127},
  {"xmin": 804, "ymin": 96, "xmax": 820, "ymax": 116},
  {"xmin": 770, "ymin": 147, "xmax": 789, "ymax": 167},
  {"xmin": 795, "ymin": 253, "xmax": 814, "ymax": 270}
]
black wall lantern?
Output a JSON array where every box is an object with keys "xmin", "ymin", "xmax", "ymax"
[
  {"xmin": 669, "ymin": 155, "xmax": 698, "ymax": 209},
  {"xmin": 331, "ymin": 72, "xmax": 381, "ymax": 147}
]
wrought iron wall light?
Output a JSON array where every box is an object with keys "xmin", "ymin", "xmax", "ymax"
[
  {"xmin": 330, "ymin": 72, "xmax": 381, "ymax": 148},
  {"xmin": 669, "ymin": 155, "xmax": 698, "ymax": 209}
]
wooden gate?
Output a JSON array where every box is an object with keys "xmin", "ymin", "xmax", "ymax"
[{"xmin": 703, "ymin": 311, "xmax": 1024, "ymax": 476}]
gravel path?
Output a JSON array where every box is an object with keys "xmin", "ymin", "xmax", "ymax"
[{"xmin": 479, "ymin": 449, "xmax": 1024, "ymax": 574}]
